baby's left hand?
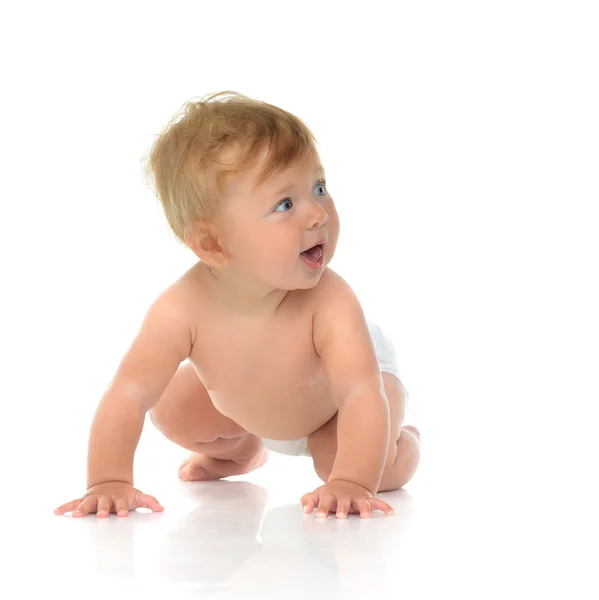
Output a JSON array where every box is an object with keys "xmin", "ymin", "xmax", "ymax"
[{"xmin": 300, "ymin": 479, "xmax": 395, "ymax": 519}]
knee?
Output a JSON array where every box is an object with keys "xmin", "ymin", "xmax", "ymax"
[
  {"xmin": 310, "ymin": 444, "xmax": 336, "ymax": 483},
  {"xmin": 148, "ymin": 404, "xmax": 164, "ymax": 432},
  {"xmin": 148, "ymin": 404, "xmax": 182, "ymax": 443},
  {"xmin": 148, "ymin": 400, "xmax": 217, "ymax": 447},
  {"xmin": 313, "ymin": 463, "xmax": 331, "ymax": 484},
  {"xmin": 378, "ymin": 430, "xmax": 421, "ymax": 492}
]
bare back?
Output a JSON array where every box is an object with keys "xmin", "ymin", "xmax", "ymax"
[{"xmin": 175, "ymin": 261, "xmax": 337, "ymax": 440}]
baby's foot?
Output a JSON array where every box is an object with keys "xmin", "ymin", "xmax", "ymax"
[
  {"xmin": 402, "ymin": 425, "xmax": 421, "ymax": 442},
  {"xmin": 178, "ymin": 447, "xmax": 270, "ymax": 481}
]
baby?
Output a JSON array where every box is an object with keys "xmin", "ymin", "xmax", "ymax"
[{"xmin": 54, "ymin": 91, "xmax": 421, "ymax": 520}]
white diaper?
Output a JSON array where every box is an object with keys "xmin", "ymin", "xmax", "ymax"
[
  {"xmin": 261, "ymin": 318, "xmax": 404, "ymax": 458},
  {"xmin": 260, "ymin": 437, "xmax": 311, "ymax": 458}
]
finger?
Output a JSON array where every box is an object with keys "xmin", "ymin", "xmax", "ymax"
[
  {"xmin": 73, "ymin": 496, "xmax": 97, "ymax": 518},
  {"xmin": 335, "ymin": 495, "xmax": 352, "ymax": 519},
  {"xmin": 301, "ymin": 492, "xmax": 317, "ymax": 514},
  {"xmin": 54, "ymin": 499, "xmax": 82, "ymax": 515},
  {"xmin": 134, "ymin": 493, "xmax": 164, "ymax": 513},
  {"xmin": 301, "ymin": 492, "xmax": 318, "ymax": 514},
  {"xmin": 96, "ymin": 496, "xmax": 113, "ymax": 518},
  {"xmin": 316, "ymin": 494, "xmax": 336, "ymax": 518},
  {"xmin": 353, "ymin": 496, "xmax": 372, "ymax": 518},
  {"xmin": 114, "ymin": 498, "xmax": 129, "ymax": 517},
  {"xmin": 368, "ymin": 497, "xmax": 395, "ymax": 516}
]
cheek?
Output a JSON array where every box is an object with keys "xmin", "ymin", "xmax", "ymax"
[
  {"xmin": 257, "ymin": 236, "xmax": 293, "ymax": 264},
  {"xmin": 328, "ymin": 209, "xmax": 340, "ymax": 244}
]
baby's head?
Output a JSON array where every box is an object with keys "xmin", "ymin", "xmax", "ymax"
[{"xmin": 143, "ymin": 91, "xmax": 339, "ymax": 294}]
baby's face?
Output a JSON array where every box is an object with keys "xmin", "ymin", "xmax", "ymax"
[{"xmin": 218, "ymin": 147, "xmax": 340, "ymax": 290}]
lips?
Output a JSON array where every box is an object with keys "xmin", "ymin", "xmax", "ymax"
[
  {"xmin": 301, "ymin": 238, "xmax": 327, "ymax": 253},
  {"xmin": 301, "ymin": 243, "xmax": 323, "ymax": 258}
]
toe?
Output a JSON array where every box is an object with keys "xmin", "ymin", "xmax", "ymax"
[{"xmin": 178, "ymin": 461, "xmax": 210, "ymax": 481}]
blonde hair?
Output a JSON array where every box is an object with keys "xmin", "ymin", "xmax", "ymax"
[{"xmin": 142, "ymin": 91, "xmax": 319, "ymax": 246}]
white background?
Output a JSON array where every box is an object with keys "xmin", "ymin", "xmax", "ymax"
[{"xmin": 1, "ymin": 1, "xmax": 597, "ymax": 597}]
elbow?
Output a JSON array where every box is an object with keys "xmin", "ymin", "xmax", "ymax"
[{"xmin": 339, "ymin": 388, "xmax": 390, "ymax": 418}]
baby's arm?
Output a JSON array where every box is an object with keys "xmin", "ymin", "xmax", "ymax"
[
  {"xmin": 313, "ymin": 273, "xmax": 390, "ymax": 495},
  {"xmin": 87, "ymin": 286, "xmax": 194, "ymax": 488},
  {"xmin": 54, "ymin": 285, "xmax": 194, "ymax": 516}
]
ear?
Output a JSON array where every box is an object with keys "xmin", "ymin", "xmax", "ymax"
[{"xmin": 184, "ymin": 220, "xmax": 231, "ymax": 268}]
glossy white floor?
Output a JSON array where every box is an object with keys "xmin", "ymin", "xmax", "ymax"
[{"xmin": 6, "ymin": 398, "xmax": 597, "ymax": 600}]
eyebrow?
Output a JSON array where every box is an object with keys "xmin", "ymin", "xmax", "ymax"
[{"xmin": 272, "ymin": 165, "xmax": 326, "ymax": 197}]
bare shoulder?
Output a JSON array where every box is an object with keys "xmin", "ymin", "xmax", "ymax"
[
  {"xmin": 149, "ymin": 262, "xmax": 206, "ymax": 346},
  {"xmin": 312, "ymin": 268, "xmax": 365, "ymax": 355},
  {"xmin": 154, "ymin": 263, "xmax": 202, "ymax": 307},
  {"xmin": 173, "ymin": 260, "xmax": 208, "ymax": 297},
  {"xmin": 312, "ymin": 267, "xmax": 351, "ymax": 301}
]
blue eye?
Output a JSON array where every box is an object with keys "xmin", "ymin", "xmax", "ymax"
[
  {"xmin": 314, "ymin": 180, "xmax": 327, "ymax": 196},
  {"xmin": 273, "ymin": 180, "xmax": 327, "ymax": 212},
  {"xmin": 274, "ymin": 198, "xmax": 294, "ymax": 212}
]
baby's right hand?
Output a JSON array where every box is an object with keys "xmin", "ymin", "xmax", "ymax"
[{"xmin": 53, "ymin": 481, "xmax": 164, "ymax": 518}]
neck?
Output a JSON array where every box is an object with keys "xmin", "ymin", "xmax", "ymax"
[{"xmin": 201, "ymin": 262, "xmax": 290, "ymax": 317}]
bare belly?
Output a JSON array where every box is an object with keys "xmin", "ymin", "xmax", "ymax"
[
  {"xmin": 188, "ymin": 313, "xmax": 338, "ymax": 440},
  {"xmin": 183, "ymin": 261, "xmax": 338, "ymax": 440},
  {"xmin": 204, "ymin": 372, "xmax": 337, "ymax": 440}
]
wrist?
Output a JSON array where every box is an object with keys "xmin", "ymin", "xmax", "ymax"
[{"xmin": 327, "ymin": 475, "xmax": 375, "ymax": 497}]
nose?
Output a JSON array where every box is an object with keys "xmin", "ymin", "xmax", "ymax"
[{"xmin": 307, "ymin": 199, "xmax": 329, "ymax": 228}]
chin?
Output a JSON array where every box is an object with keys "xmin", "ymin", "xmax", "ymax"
[
  {"xmin": 296, "ymin": 269, "xmax": 327, "ymax": 289},
  {"xmin": 290, "ymin": 282, "xmax": 319, "ymax": 291}
]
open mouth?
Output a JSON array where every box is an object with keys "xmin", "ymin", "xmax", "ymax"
[
  {"xmin": 300, "ymin": 243, "xmax": 323, "ymax": 257},
  {"xmin": 300, "ymin": 243, "xmax": 325, "ymax": 268}
]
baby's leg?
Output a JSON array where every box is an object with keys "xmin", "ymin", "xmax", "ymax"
[{"xmin": 149, "ymin": 362, "xmax": 268, "ymax": 480}]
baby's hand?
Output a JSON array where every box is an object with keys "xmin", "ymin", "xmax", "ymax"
[
  {"xmin": 54, "ymin": 481, "xmax": 164, "ymax": 518},
  {"xmin": 300, "ymin": 479, "xmax": 395, "ymax": 519}
]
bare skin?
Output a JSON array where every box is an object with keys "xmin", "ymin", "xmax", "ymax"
[
  {"xmin": 149, "ymin": 145, "xmax": 421, "ymax": 514},
  {"xmin": 150, "ymin": 263, "xmax": 421, "ymax": 497},
  {"xmin": 54, "ymin": 144, "xmax": 421, "ymax": 519},
  {"xmin": 150, "ymin": 261, "xmax": 345, "ymax": 478}
]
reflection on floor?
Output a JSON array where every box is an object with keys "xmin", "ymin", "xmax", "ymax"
[{"xmin": 10, "ymin": 432, "xmax": 594, "ymax": 599}]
